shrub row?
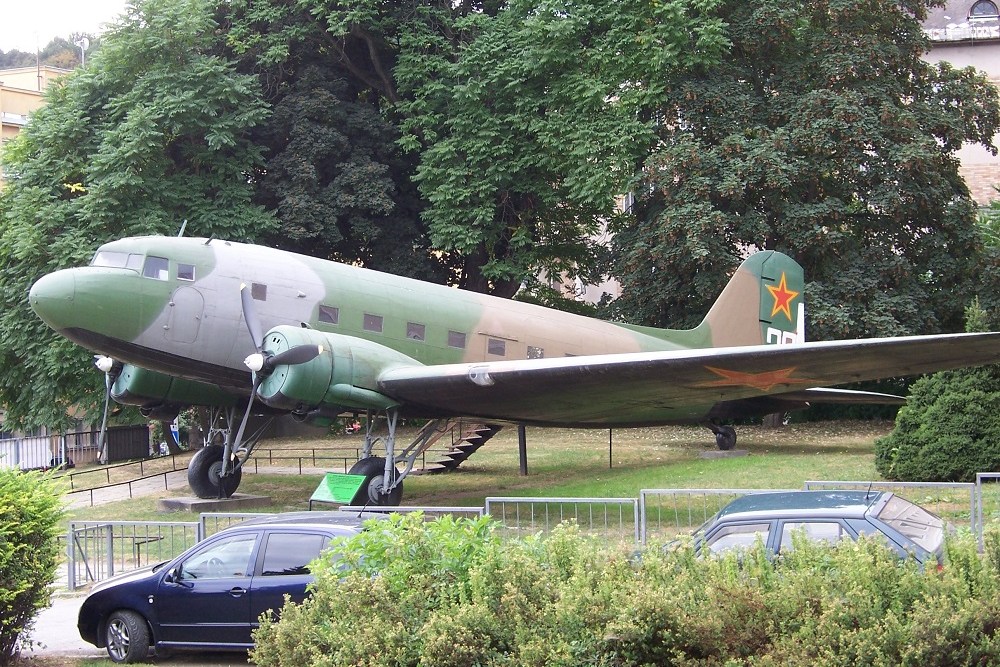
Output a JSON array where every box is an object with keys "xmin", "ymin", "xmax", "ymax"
[{"xmin": 251, "ymin": 514, "xmax": 1000, "ymax": 667}]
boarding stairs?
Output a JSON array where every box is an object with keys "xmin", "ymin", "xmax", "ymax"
[{"xmin": 415, "ymin": 420, "xmax": 502, "ymax": 474}]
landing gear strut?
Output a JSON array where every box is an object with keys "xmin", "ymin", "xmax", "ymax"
[{"xmin": 186, "ymin": 405, "xmax": 272, "ymax": 499}]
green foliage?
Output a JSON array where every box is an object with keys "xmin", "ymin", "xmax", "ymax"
[
  {"xmin": 0, "ymin": 0, "xmax": 272, "ymax": 430},
  {"xmin": 237, "ymin": 0, "xmax": 727, "ymax": 295},
  {"xmin": 875, "ymin": 301, "xmax": 1000, "ymax": 482},
  {"xmin": 252, "ymin": 516, "xmax": 1000, "ymax": 667},
  {"xmin": 0, "ymin": 469, "xmax": 65, "ymax": 665},
  {"xmin": 608, "ymin": 0, "xmax": 1000, "ymax": 339}
]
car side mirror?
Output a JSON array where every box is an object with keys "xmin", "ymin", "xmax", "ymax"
[{"xmin": 164, "ymin": 567, "xmax": 191, "ymax": 587}]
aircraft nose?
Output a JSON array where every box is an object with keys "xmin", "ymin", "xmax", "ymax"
[{"xmin": 29, "ymin": 269, "xmax": 77, "ymax": 330}]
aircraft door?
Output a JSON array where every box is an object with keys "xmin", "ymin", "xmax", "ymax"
[{"xmin": 164, "ymin": 286, "xmax": 204, "ymax": 344}]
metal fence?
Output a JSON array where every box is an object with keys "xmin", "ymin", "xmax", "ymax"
[
  {"xmin": 0, "ymin": 425, "xmax": 151, "ymax": 471},
  {"xmin": 66, "ymin": 521, "xmax": 202, "ymax": 590},
  {"xmin": 485, "ymin": 496, "xmax": 640, "ymax": 544},
  {"xmin": 62, "ymin": 478, "xmax": 1000, "ymax": 590}
]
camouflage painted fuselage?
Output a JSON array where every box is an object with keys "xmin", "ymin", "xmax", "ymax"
[{"xmin": 29, "ymin": 236, "xmax": 804, "ymax": 425}]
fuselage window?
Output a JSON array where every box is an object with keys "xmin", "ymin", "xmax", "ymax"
[
  {"xmin": 487, "ymin": 338, "xmax": 506, "ymax": 356},
  {"xmin": 92, "ymin": 251, "xmax": 143, "ymax": 271},
  {"xmin": 177, "ymin": 263, "xmax": 196, "ymax": 281},
  {"xmin": 407, "ymin": 323, "xmax": 425, "ymax": 341},
  {"xmin": 252, "ymin": 282, "xmax": 267, "ymax": 301},
  {"xmin": 448, "ymin": 331, "xmax": 467, "ymax": 349},
  {"xmin": 142, "ymin": 256, "xmax": 169, "ymax": 280},
  {"xmin": 319, "ymin": 305, "xmax": 339, "ymax": 324},
  {"xmin": 528, "ymin": 346, "xmax": 545, "ymax": 359},
  {"xmin": 364, "ymin": 313, "xmax": 384, "ymax": 333}
]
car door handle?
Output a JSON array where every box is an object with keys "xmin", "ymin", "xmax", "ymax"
[{"xmin": 229, "ymin": 587, "xmax": 247, "ymax": 597}]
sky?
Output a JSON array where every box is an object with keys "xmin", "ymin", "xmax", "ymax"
[{"xmin": 0, "ymin": 1, "xmax": 129, "ymax": 53}]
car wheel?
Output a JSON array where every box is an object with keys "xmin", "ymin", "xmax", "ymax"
[{"xmin": 105, "ymin": 610, "xmax": 150, "ymax": 664}]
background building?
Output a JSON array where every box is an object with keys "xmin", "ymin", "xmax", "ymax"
[{"xmin": 0, "ymin": 65, "xmax": 70, "ymax": 186}]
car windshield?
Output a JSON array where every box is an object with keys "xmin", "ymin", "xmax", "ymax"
[{"xmin": 874, "ymin": 495, "xmax": 945, "ymax": 554}]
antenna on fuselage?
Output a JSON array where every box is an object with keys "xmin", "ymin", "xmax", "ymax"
[{"xmin": 177, "ymin": 219, "xmax": 188, "ymax": 237}]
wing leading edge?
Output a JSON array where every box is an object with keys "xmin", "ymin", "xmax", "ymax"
[{"xmin": 377, "ymin": 332, "xmax": 999, "ymax": 427}]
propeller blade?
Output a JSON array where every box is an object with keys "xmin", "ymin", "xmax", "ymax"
[
  {"xmin": 264, "ymin": 345, "xmax": 324, "ymax": 371},
  {"xmin": 230, "ymin": 375, "xmax": 263, "ymax": 463},
  {"xmin": 97, "ymin": 371, "xmax": 112, "ymax": 464},
  {"xmin": 240, "ymin": 283, "xmax": 264, "ymax": 352}
]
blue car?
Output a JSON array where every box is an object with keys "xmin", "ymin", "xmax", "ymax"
[
  {"xmin": 77, "ymin": 511, "xmax": 380, "ymax": 663},
  {"xmin": 693, "ymin": 490, "xmax": 947, "ymax": 564}
]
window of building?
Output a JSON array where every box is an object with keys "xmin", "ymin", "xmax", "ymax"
[
  {"xmin": 251, "ymin": 282, "xmax": 267, "ymax": 301},
  {"xmin": 319, "ymin": 305, "xmax": 339, "ymax": 325},
  {"xmin": 407, "ymin": 322, "xmax": 425, "ymax": 341},
  {"xmin": 447, "ymin": 331, "xmax": 467, "ymax": 349},
  {"xmin": 487, "ymin": 338, "xmax": 506, "ymax": 356},
  {"xmin": 177, "ymin": 263, "xmax": 196, "ymax": 281},
  {"xmin": 142, "ymin": 256, "xmax": 169, "ymax": 280},
  {"xmin": 363, "ymin": 313, "xmax": 384, "ymax": 333},
  {"xmin": 528, "ymin": 346, "xmax": 545, "ymax": 359},
  {"xmin": 971, "ymin": 0, "xmax": 999, "ymax": 16}
]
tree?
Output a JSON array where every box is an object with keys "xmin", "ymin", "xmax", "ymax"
[
  {"xmin": 607, "ymin": 0, "xmax": 1000, "ymax": 339},
  {"xmin": 234, "ymin": 0, "xmax": 727, "ymax": 294},
  {"xmin": 0, "ymin": 0, "xmax": 272, "ymax": 430}
]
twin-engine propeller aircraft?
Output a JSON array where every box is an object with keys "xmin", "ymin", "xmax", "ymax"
[{"xmin": 28, "ymin": 236, "xmax": 1000, "ymax": 505}]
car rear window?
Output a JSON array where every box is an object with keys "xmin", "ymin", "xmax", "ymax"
[
  {"xmin": 874, "ymin": 495, "xmax": 945, "ymax": 554},
  {"xmin": 260, "ymin": 533, "xmax": 329, "ymax": 576}
]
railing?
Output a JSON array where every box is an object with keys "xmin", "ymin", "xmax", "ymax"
[
  {"xmin": 61, "ymin": 476, "xmax": 1000, "ymax": 590},
  {"xmin": 485, "ymin": 496, "xmax": 640, "ymax": 544},
  {"xmin": 66, "ymin": 520, "xmax": 202, "ymax": 590}
]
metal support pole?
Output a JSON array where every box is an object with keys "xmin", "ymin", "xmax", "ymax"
[{"xmin": 518, "ymin": 425, "xmax": 528, "ymax": 476}]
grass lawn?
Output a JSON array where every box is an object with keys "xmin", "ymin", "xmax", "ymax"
[{"xmin": 64, "ymin": 420, "xmax": 889, "ymax": 524}]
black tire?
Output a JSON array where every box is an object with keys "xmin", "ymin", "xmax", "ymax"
[
  {"xmin": 187, "ymin": 445, "xmax": 242, "ymax": 499},
  {"xmin": 715, "ymin": 426, "xmax": 737, "ymax": 451},
  {"xmin": 348, "ymin": 457, "xmax": 403, "ymax": 506},
  {"xmin": 104, "ymin": 610, "xmax": 150, "ymax": 664}
]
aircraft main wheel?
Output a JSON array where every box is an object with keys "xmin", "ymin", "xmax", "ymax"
[
  {"xmin": 715, "ymin": 426, "xmax": 737, "ymax": 451},
  {"xmin": 187, "ymin": 445, "xmax": 242, "ymax": 499},
  {"xmin": 348, "ymin": 457, "xmax": 403, "ymax": 506},
  {"xmin": 105, "ymin": 609, "xmax": 150, "ymax": 664}
]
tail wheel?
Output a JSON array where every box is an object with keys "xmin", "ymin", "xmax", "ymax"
[
  {"xmin": 105, "ymin": 610, "xmax": 150, "ymax": 664},
  {"xmin": 187, "ymin": 445, "xmax": 242, "ymax": 498},
  {"xmin": 348, "ymin": 456, "xmax": 403, "ymax": 506}
]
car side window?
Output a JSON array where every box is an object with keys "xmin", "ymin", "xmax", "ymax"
[
  {"xmin": 179, "ymin": 534, "xmax": 257, "ymax": 580},
  {"xmin": 705, "ymin": 522, "xmax": 770, "ymax": 554},
  {"xmin": 779, "ymin": 521, "xmax": 850, "ymax": 552},
  {"xmin": 259, "ymin": 532, "xmax": 329, "ymax": 577}
]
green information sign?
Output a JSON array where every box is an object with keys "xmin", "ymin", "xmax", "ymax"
[{"xmin": 310, "ymin": 472, "xmax": 368, "ymax": 505}]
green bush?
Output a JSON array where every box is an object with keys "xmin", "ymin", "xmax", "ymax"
[
  {"xmin": 0, "ymin": 468, "xmax": 64, "ymax": 665},
  {"xmin": 251, "ymin": 516, "xmax": 1000, "ymax": 667},
  {"xmin": 875, "ymin": 302, "xmax": 1000, "ymax": 482}
]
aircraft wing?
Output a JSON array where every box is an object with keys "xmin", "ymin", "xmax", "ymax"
[{"xmin": 377, "ymin": 332, "xmax": 999, "ymax": 426}]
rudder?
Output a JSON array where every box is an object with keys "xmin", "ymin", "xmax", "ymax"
[{"xmin": 699, "ymin": 251, "xmax": 805, "ymax": 347}]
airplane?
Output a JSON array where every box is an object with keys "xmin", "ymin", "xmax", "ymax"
[{"xmin": 27, "ymin": 235, "xmax": 1000, "ymax": 505}]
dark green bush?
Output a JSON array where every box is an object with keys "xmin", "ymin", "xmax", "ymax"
[
  {"xmin": 0, "ymin": 469, "xmax": 64, "ymax": 665},
  {"xmin": 875, "ymin": 302, "xmax": 1000, "ymax": 482},
  {"xmin": 251, "ymin": 516, "xmax": 1000, "ymax": 667}
]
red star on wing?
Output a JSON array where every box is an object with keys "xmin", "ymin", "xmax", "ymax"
[
  {"xmin": 766, "ymin": 273, "xmax": 799, "ymax": 321},
  {"xmin": 696, "ymin": 366, "xmax": 814, "ymax": 392}
]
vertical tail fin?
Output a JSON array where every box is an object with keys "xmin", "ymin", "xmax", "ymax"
[{"xmin": 699, "ymin": 251, "xmax": 805, "ymax": 347}]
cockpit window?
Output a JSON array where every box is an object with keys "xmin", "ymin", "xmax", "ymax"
[
  {"xmin": 142, "ymin": 256, "xmax": 169, "ymax": 281},
  {"xmin": 92, "ymin": 251, "xmax": 143, "ymax": 271}
]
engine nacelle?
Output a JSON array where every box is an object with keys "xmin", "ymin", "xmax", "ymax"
[
  {"xmin": 112, "ymin": 364, "xmax": 240, "ymax": 410},
  {"xmin": 256, "ymin": 326, "xmax": 418, "ymax": 415}
]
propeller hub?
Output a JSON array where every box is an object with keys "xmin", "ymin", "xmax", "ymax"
[
  {"xmin": 244, "ymin": 353, "xmax": 265, "ymax": 373},
  {"xmin": 95, "ymin": 355, "xmax": 115, "ymax": 373}
]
